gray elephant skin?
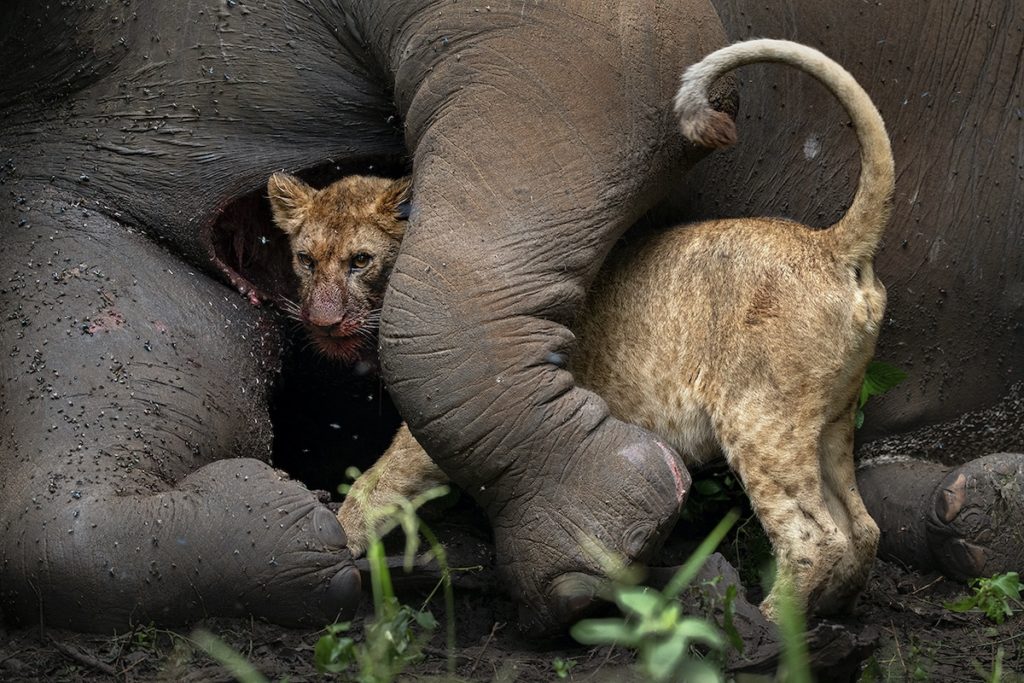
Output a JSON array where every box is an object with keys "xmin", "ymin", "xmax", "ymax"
[
  {"xmin": 0, "ymin": 0, "xmax": 729, "ymax": 633},
  {"xmin": 684, "ymin": 0, "xmax": 1023, "ymax": 443},
  {"xmin": 1, "ymin": 0, "xmax": 1021, "ymax": 635}
]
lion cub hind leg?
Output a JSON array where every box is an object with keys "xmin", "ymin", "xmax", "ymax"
[
  {"xmin": 337, "ymin": 423, "xmax": 450, "ymax": 557},
  {"xmin": 720, "ymin": 409, "xmax": 849, "ymax": 619},
  {"xmin": 815, "ymin": 408, "xmax": 881, "ymax": 612}
]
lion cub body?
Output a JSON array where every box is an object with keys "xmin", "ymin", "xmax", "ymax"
[{"xmin": 576, "ymin": 218, "xmax": 885, "ymax": 616}]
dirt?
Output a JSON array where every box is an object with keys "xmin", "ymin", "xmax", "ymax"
[
  {"xmin": 2, "ymin": 337, "xmax": 1021, "ymax": 682},
  {"xmin": 1, "ymin": 507, "xmax": 1021, "ymax": 683}
]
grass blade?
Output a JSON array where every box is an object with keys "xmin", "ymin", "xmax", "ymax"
[{"xmin": 663, "ymin": 509, "xmax": 741, "ymax": 599}]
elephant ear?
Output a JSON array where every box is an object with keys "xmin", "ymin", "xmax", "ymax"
[
  {"xmin": 378, "ymin": 177, "xmax": 412, "ymax": 238},
  {"xmin": 267, "ymin": 172, "xmax": 314, "ymax": 237}
]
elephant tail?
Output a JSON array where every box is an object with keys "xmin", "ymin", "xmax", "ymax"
[{"xmin": 674, "ymin": 39, "xmax": 895, "ymax": 265}]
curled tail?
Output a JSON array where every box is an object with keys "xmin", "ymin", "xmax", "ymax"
[{"xmin": 673, "ymin": 39, "xmax": 895, "ymax": 264}]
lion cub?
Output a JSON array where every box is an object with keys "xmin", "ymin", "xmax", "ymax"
[
  {"xmin": 270, "ymin": 39, "xmax": 893, "ymax": 620},
  {"xmin": 267, "ymin": 173, "xmax": 411, "ymax": 365}
]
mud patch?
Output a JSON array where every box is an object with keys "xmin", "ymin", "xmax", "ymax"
[
  {"xmin": 857, "ymin": 381, "xmax": 1024, "ymax": 468},
  {"xmin": 83, "ymin": 307, "xmax": 125, "ymax": 335},
  {"xmin": 1, "ymin": 534, "xmax": 1019, "ymax": 682}
]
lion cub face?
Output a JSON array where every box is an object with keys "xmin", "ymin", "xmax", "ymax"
[{"xmin": 267, "ymin": 173, "xmax": 411, "ymax": 363}]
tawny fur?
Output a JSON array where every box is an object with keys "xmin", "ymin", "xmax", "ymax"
[
  {"xmin": 291, "ymin": 39, "xmax": 895, "ymax": 621},
  {"xmin": 267, "ymin": 173, "xmax": 410, "ymax": 364}
]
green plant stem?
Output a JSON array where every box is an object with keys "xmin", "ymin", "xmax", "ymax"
[
  {"xmin": 190, "ymin": 629, "xmax": 270, "ymax": 683},
  {"xmin": 418, "ymin": 520, "xmax": 456, "ymax": 678},
  {"xmin": 367, "ymin": 539, "xmax": 396, "ymax": 620},
  {"xmin": 664, "ymin": 508, "xmax": 741, "ymax": 600},
  {"xmin": 775, "ymin": 583, "xmax": 812, "ymax": 683}
]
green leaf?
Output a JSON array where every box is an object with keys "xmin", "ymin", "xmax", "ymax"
[
  {"xmin": 674, "ymin": 618, "xmax": 725, "ymax": 650},
  {"xmin": 191, "ymin": 630, "xmax": 271, "ymax": 683},
  {"xmin": 323, "ymin": 622, "xmax": 351, "ymax": 636},
  {"xmin": 367, "ymin": 540, "xmax": 396, "ymax": 617},
  {"xmin": 945, "ymin": 572, "xmax": 1021, "ymax": 624},
  {"xmin": 654, "ymin": 602, "xmax": 682, "ymax": 632},
  {"xmin": 721, "ymin": 584, "xmax": 745, "ymax": 654},
  {"xmin": 944, "ymin": 594, "xmax": 978, "ymax": 613},
  {"xmin": 641, "ymin": 635, "xmax": 686, "ymax": 682},
  {"xmin": 858, "ymin": 656, "xmax": 883, "ymax": 683},
  {"xmin": 570, "ymin": 618, "xmax": 638, "ymax": 647},
  {"xmin": 987, "ymin": 572, "xmax": 1021, "ymax": 600},
  {"xmin": 983, "ymin": 599, "xmax": 1013, "ymax": 624},
  {"xmin": 615, "ymin": 586, "xmax": 663, "ymax": 619},
  {"xmin": 675, "ymin": 658, "xmax": 724, "ymax": 683},
  {"xmin": 694, "ymin": 479, "xmax": 723, "ymax": 497},
  {"xmin": 552, "ymin": 657, "xmax": 576, "ymax": 679},
  {"xmin": 859, "ymin": 361, "xmax": 907, "ymax": 408},
  {"xmin": 314, "ymin": 633, "xmax": 355, "ymax": 674},
  {"xmin": 414, "ymin": 609, "xmax": 438, "ymax": 631}
]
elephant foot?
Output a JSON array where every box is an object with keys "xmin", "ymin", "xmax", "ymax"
[
  {"xmin": 493, "ymin": 429, "xmax": 689, "ymax": 636},
  {"xmin": 1, "ymin": 458, "xmax": 363, "ymax": 632},
  {"xmin": 177, "ymin": 459, "xmax": 365, "ymax": 628},
  {"xmin": 857, "ymin": 452, "xmax": 1024, "ymax": 580}
]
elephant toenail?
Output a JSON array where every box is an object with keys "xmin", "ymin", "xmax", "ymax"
[
  {"xmin": 328, "ymin": 566, "xmax": 362, "ymax": 619},
  {"xmin": 623, "ymin": 522, "xmax": 656, "ymax": 560},
  {"xmin": 313, "ymin": 506, "xmax": 348, "ymax": 548},
  {"xmin": 549, "ymin": 572, "xmax": 603, "ymax": 623},
  {"xmin": 941, "ymin": 538, "xmax": 988, "ymax": 579},
  {"xmin": 936, "ymin": 472, "xmax": 967, "ymax": 523}
]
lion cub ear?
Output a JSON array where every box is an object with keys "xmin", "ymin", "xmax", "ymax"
[
  {"xmin": 381, "ymin": 177, "xmax": 413, "ymax": 229},
  {"xmin": 267, "ymin": 173, "xmax": 314, "ymax": 236}
]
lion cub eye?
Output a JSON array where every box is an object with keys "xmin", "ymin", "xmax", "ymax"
[
  {"xmin": 296, "ymin": 252, "xmax": 315, "ymax": 271},
  {"xmin": 351, "ymin": 253, "xmax": 373, "ymax": 270}
]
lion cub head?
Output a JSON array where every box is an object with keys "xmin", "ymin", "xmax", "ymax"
[{"xmin": 267, "ymin": 173, "xmax": 411, "ymax": 364}]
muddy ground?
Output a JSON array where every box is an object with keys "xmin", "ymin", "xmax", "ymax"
[
  {"xmin": 2, "ymin": 338, "xmax": 1021, "ymax": 683},
  {"xmin": 1, "ymin": 516, "xmax": 1021, "ymax": 682}
]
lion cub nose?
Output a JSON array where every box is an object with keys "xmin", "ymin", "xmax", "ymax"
[{"xmin": 304, "ymin": 311, "xmax": 345, "ymax": 331}]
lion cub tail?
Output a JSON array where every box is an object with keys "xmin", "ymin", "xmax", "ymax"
[{"xmin": 674, "ymin": 39, "xmax": 894, "ymax": 265}]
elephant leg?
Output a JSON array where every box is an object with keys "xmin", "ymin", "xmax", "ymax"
[
  {"xmin": 381, "ymin": 220, "xmax": 695, "ymax": 638},
  {"xmin": 2, "ymin": 458, "xmax": 357, "ymax": 630},
  {"xmin": 338, "ymin": 423, "xmax": 450, "ymax": 558},
  {"xmin": 382, "ymin": 205, "xmax": 691, "ymax": 634},
  {"xmin": 371, "ymin": 1, "xmax": 733, "ymax": 634},
  {"xmin": 0, "ymin": 200, "xmax": 359, "ymax": 631},
  {"xmin": 857, "ymin": 453, "xmax": 1024, "ymax": 580}
]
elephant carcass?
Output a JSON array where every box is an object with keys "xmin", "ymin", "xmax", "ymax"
[{"xmin": 0, "ymin": 0, "xmax": 733, "ymax": 633}]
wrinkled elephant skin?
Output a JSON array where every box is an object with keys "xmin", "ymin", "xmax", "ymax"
[
  {"xmin": 681, "ymin": 0, "xmax": 1023, "ymax": 443},
  {"xmin": 0, "ymin": 0, "xmax": 730, "ymax": 633},
  {"xmin": 0, "ymin": 200, "xmax": 360, "ymax": 629}
]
